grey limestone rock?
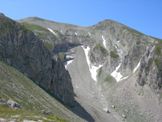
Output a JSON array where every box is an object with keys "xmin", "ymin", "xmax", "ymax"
[{"xmin": 0, "ymin": 15, "xmax": 75, "ymax": 106}]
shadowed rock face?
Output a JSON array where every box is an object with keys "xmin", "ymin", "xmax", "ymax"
[
  {"xmin": 138, "ymin": 42, "xmax": 162, "ymax": 92},
  {"xmin": 0, "ymin": 15, "xmax": 75, "ymax": 106}
]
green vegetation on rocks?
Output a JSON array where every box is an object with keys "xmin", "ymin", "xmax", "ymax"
[
  {"xmin": 0, "ymin": 61, "xmax": 75, "ymax": 121},
  {"xmin": 154, "ymin": 40, "xmax": 162, "ymax": 67},
  {"xmin": 58, "ymin": 52, "xmax": 65, "ymax": 61},
  {"xmin": 44, "ymin": 41, "xmax": 53, "ymax": 50},
  {"xmin": 110, "ymin": 51, "xmax": 119, "ymax": 58},
  {"xmin": 123, "ymin": 26, "xmax": 144, "ymax": 36},
  {"xmin": 21, "ymin": 22, "xmax": 48, "ymax": 31},
  {"xmin": 0, "ymin": 105, "xmax": 67, "ymax": 122},
  {"xmin": 21, "ymin": 22, "xmax": 57, "ymax": 51},
  {"xmin": 104, "ymin": 75, "xmax": 115, "ymax": 82},
  {"xmin": 94, "ymin": 43, "xmax": 108, "ymax": 55},
  {"xmin": 97, "ymin": 68, "xmax": 116, "ymax": 89},
  {"xmin": 103, "ymin": 75, "xmax": 116, "ymax": 87},
  {"xmin": 155, "ymin": 40, "xmax": 162, "ymax": 55}
]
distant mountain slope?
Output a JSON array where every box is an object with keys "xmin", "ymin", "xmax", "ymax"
[{"xmin": 20, "ymin": 17, "xmax": 162, "ymax": 122}]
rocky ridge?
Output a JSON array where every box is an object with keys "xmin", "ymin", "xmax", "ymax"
[{"xmin": 20, "ymin": 17, "xmax": 162, "ymax": 122}]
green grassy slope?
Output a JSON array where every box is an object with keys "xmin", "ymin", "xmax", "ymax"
[{"xmin": 0, "ymin": 61, "xmax": 82, "ymax": 122}]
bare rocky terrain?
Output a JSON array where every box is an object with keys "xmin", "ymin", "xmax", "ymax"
[
  {"xmin": 20, "ymin": 17, "xmax": 162, "ymax": 122},
  {"xmin": 0, "ymin": 13, "xmax": 162, "ymax": 122}
]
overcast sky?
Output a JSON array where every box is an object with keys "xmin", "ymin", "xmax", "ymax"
[{"xmin": 0, "ymin": 0, "xmax": 162, "ymax": 38}]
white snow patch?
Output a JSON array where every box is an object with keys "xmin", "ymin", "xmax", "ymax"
[
  {"xmin": 88, "ymin": 32, "xmax": 91, "ymax": 36},
  {"xmin": 65, "ymin": 60, "xmax": 73, "ymax": 69},
  {"xmin": 102, "ymin": 35, "xmax": 107, "ymax": 48},
  {"xmin": 47, "ymin": 28, "xmax": 57, "ymax": 36},
  {"xmin": 120, "ymin": 76, "xmax": 128, "ymax": 81},
  {"xmin": 66, "ymin": 55, "xmax": 73, "ymax": 59},
  {"xmin": 65, "ymin": 55, "xmax": 74, "ymax": 69},
  {"xmin": 117, "ymin": 40, "xmax": 120, "ymax": 43},
  {"xmin": 103, "ymin": 107, "xmax": 109, "ymax": 112},
  {"xmin": 75, "ymin": 32, "xmax": 78, "ymax": 36},
  {"xmin": 82, "ymin": 46, "xmax": 103, "ymax": 82},
  {"xmin": 111, "ymin": 63, "xmax": 129, "ymax": 82},
  {"xmin": 133, "ymin": 60, "xmax": 141, "ymax": 73},
  {"xmin": 111, "ymin": 63, "xmax": 123, "ymax": 82},
  {"xmin": 90, "ymin": 64, "xmax": 103, "ymax": 82},
  {"xmin": 115, "ymin": 44, "xmax": 118, "ymax": 49}
]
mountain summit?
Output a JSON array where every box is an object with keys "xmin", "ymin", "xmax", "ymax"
[{"xmin": 0, "ymin": 14, "xmax": 162, "ymax": 122}]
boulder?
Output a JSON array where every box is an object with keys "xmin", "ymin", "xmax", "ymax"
[
  {"xmin": 7, "ymin": 99, "xmax": 21, "ymax": 109},
  {"xmin": 122, "ymin": 114, "xmax": 126, "ymax": 119},
  {"xmin": 111, "ymin": 105, "xmax": 115, "ymax": 109},
  {"xmin": 42, "ymin": 109, "xmax": 53, "ymax": 115}
]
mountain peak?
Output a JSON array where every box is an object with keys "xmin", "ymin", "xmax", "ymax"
[
  {"xmin": 0, "ymin": 12, "xmax": 5, "ymax": 17},
  {"xmin": 99, "ymin": 19, "xmax": 116, "ymax": 23},
  {"xmin": 92, "ymin": 19, "xmax": 124, "ymax": 30},
  {"xmin": 97, "ymin": 19, "xmax": 122, "ymax": 25}
]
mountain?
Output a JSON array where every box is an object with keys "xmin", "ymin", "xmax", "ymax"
[
  {"xmin": 0, "ymin": 14, "xmax": 88, "ymax": 121},
  {"xmin": 0, "ymin": 12, "xmax": 162, "ymax": 122},
  {"xmin": 20, "ymin": 17, "xmax": 162, "ymax": 122}
]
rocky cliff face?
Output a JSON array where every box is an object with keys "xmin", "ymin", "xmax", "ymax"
[
  {"xmin": 0, "ymin": 14, "xmax": 75, "ymax": 106},
  {"xmin": 20, "ymin": 17, "xmax": 162, "ymax": 122},
  {"xmin": 21, "ymin": 17, "xmax": 162, "ymax": 92},
  {"xmin": 138, "ymin": 41, "xmax": 162, "ymax": 92}
]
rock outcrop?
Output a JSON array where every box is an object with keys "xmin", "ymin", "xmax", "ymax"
[
  {"xmin": 0, "ymin": 15, "xmax": 75, "ymax": 106},
  {"xmin": 138, "ymin": 41, "xmax": 162, "ymax": 92}
]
